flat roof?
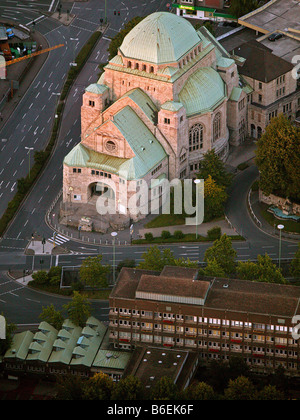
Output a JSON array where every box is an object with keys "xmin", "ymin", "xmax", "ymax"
[
  {"xmin": 110, "ymin": 267, "xmax": 300, "ymax": 318},
  {"xmin": 238, "ymin": 0, "xmax": 300, "ymax": 63}
]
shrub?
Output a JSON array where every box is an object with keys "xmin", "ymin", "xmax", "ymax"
[
  {"xmin": 144, "ymin": 232, "xmax": 153, "ymax": 241},
  {"xmin": 207, "ymin": 226, "xmax": 222, "ymax": 241},
  {"xmin": 161, "ymin": 230, "xmax": 171, "ymax": 239},
  {"xmin": 174, "ymin": 230, "xmax": 184, "ymax": 239}
]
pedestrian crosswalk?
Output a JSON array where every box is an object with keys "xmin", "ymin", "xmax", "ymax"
[{"xmin": 47, "ymin": 233, "xmax": 70, "ymax": 246}]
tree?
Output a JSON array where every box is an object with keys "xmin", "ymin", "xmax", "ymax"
[
  {"xmin": 199, "ymin": 258, "xmax": 226, "ymax": 278},
  {"xmin": 186, "ymin": 382, "xmax": 215, "ymax": 400},
  {"xmin": 112, "ymin": 375, "xmax": 144, "ymax": 400},
  {"xmin": 55, "ymin": 374, "xmax": 86, "ymax": 400},
  {"xmin": 229, "ymin": 0, "xmax": 259, "ymax": 18},
  {"xmin": 0, "ymin": 316, "xmax": 16, "ymax": 356},
  {"xmin": 138, "ymin": 246, "xmax": 197, "ymax": 271},
  {"xmin": 224, "ymin": 376, "xmax": 257, "ymax": 400},
  {"xmin": 255, "ymin": 114, "xmax": 300, "ymax": 201},
  {"xmin": 151, "ymin": 376, "xmax": 178, "ymax": 400},
  {"xmin": 79, "ymin": 255, "xmax": 110, "ymax": 288},
  {"xmin": 63, "ymin": 292, "xmax": 91, "ymax": 327},
  {"xmin": 31, "ymin": 270, "xmax": 48, "ymax": 285},
  {"xmin": 257, "ymin": 385, "xmax": 284, "ymax": 400},
  {"xmin": 204, "ymin": 175, "xmax": 228, "ymax": 221},
  {"xmin": 83, "ymin": 372, "xmax": 114, "ymax": 400},
  {"xmin": 197, "ymin": 149, "xmax": 232, "ymax": 188},
  {"xmin": 138, "ymin": 246, "xmax": 176, "ymax": 271},
  {"xmin": 290, "ymin": 243, "xmax": 300, "ymax": 278},
  {"xmin": 39, "ymin": 304, "xmax": 64, "ymax": 331},
  {"xmin": 237, "ymin": 254, "xmax": 286, "ymax": 284},
  {"xmin": 204, "ymin": 234, "xmax": 237, "ymax": 275}
]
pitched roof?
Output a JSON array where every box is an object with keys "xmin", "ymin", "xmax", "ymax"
[{"xmin": 234, "ymin": 41, "xmax": 294, "ymax": 83}]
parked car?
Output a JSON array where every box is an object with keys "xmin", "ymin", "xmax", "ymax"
[
  {"xmin": 268, "ymin": 33, "xmax": 283, "ymax": 41},
  {"xmin": 6, "ymin": 28, "xmax": 14, "ymax": 39}
]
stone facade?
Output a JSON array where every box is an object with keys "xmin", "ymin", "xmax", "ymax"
[{"xmin": 62, "ymin": 12, "xmax": 298, "ymax": 230}]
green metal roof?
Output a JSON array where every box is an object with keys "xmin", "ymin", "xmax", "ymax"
[
  {"xmin": 86, "ymin": 83, "xmax": 108, "ymax": 95},
  {"xmin": 217, "ymin": 57, "xmax": 235, "ymax": 68},
  {"xmin": 92, "ymin": 350, "xmax": 132, "ymax": 371},
  {"xmin": 161, "ymin": 101, "xmax": 183, "ymax": 112},
  {"xmin": 119, "ymin": 12, "xmax": 201, "ymax": 64},
  {"xmin": 4, "ymin": 331, "xmax": 34, "ymax": 360},
  {"xmin": 122, "ymin": 88, "xmax": 158, "ymax": 123},
  {"xmin": 230, "ymin": 86, "xmax": 243, "ymax": 102},
  {"xmin": 179, "ymin": 67, "xmax": 226, "ymax": 116},
  {"xmin": 65, "ymin": 106, "xmax": 167, "ymax": 180}
]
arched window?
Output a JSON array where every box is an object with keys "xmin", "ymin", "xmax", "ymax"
[
  {"xmin": 189, "ymin": 123, "xmax": 204, "ymax": 152},
  {"xmin": 213, "ymin": 113, "xmax": 221, "ymax": 142}
]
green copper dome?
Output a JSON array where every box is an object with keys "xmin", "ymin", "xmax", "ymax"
[
  {"xmin": 179, "ymin": 67, "xmax": 226, "ymax": 116},
  {"xmin": 119, "ymin": 12, "xmax": 201, "ymax": 65}
]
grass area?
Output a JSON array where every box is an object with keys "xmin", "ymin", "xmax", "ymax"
[
  {"xmin": 237, "ymin": 162, "xmax": 249, "ymax": 171},
  {"xmin": 132, "ymin": 233, "xmax": 244, "ymax": 245},
  {"xmin": 145, "ymin": 214, "xmax": 225, "ymax": 229},
  {"xmin": 260, "ymin": 203, "xmax": 300, "ymax": 234}
]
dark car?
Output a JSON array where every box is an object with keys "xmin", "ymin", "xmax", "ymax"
[{"xmin": 268, "ymin": 33, "xmax": 283, "ymax": 41}]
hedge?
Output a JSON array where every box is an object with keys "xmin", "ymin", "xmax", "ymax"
[{"xmin": 0, "ymin": 31, "xmax": 102, "ymax": 237}]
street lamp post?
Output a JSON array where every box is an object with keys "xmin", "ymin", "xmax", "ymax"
[
  {"xmin": 25, "ymin": 147, "xmax": 34, "ymax": 178},
  {"xmin": 194, "ymin": 179, "xmax": 201, "ymax": 239},
  {"xmin": 277, "ymin": 224, "xmax": 284, "ymax": 269},
  {"xmin": 111, "ymin": 231, "xmax": 118, "ymax": 284}
]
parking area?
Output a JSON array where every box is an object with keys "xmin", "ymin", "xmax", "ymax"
[{"xmin": 238, "ymin": 0, "xmax": 300, "ymax": 63}]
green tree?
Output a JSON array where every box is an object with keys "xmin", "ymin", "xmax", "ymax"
[
  {"xmin": 0, "ymin": 316, "xmax": 16, "ymax": 356},
  {"xmin": 204, "ymin": 234, "xmax": 237, "ymax": 275},
  {"xmin": 229, "ymin": 0, "xmax": 259, "ymax": 18},
  {"xmin": 31, "ymin": 270, "xmax": 49, "ymax": 285},
  {"xmin": 83, "ymin": 372, "xmax": 114, "ymax": 400},
  {"xmin": 79, "ymin": 255, "xmax": 110, "ymax": 288},
  {"xmin": 238, "ymin": 254, "xmax": 286, "ymax": 284},
  {"xmin": 257, "ymin": 385, "xmax": 284, "ymax": 400},
  {"xmin": 138, "ymin": 246, "xmax": 176, "ymax": 271},
  {"xmin": 204, "ymin": 175, "xmax": 228, "ymax": 221},
  {"xmin": 63, "ymin": 292, "xmax": 91, "ymax": 327},
  {"xmin": 112, "ymin": 375, "xmax": 144, "ymax": 400},
  {"xmin": 55, "ymin": 374, "xmax": 86, "ymax": 400},
  {"xmin": 255, "ymin": 114, "xmax": 300, "ymax": 201},
  {"xmin": 151, "ymin": 376, "xmax": 178, "ymax": 400},
  {"xmin": 197, "ymin": 149, "xmax": 232, "ymax": 188},
  {"xmin": 224, "ymin": 376, "xmax": 257, "ymax": 400},
  {"xmin": 138, "ymin": 246, "xmax": 197, "ymax": 271},
  {"xmin": 186, "ymin": 382, "xmax": 215, "ymax": 400},
  {"xmin": 200, "ymin": 258, "xmax": 226, "ymax": 278},
  {"xmin": 39, "ymin": 304, "xmax": 64, "ymax": 331},
  {"xmin": 290, "ymin": 243, "xmax": 300, "ymax": 278}
]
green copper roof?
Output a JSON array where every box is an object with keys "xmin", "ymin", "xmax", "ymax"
[
  {"xmin": 119, "ymin": 12, "xmax": 201, "ymax": 64},
  {"xmin": 92, "ymin": 349, "xmax": 131, "ymax": 371},
  {"xmin": 122, "ymin": 88, "xmax": 158, "ymax": 123},
  {"xmin": 4, "ymin": 331, "xmax": 34, "ymax": 360},
  {"xmin": 179, "ymin": 67, "xmax": 226, "ymax": 116},
  {"xmin": 161, "ymin": 101, "xmax": 183, "ymax": 112},
  {"xmin": 86, "ymin": 83, "xmax": 108, "ymax": 94},
  {"xmin": 217, "ymin": 57, "xmax": 235, "ymax": 68},
  {"xmin": 230, "ymin": 86, "xmax": 243, "ymax": 102},
  {"xmin": 65, "ymin": 107, "xmax": 167, "ymax": 180}
]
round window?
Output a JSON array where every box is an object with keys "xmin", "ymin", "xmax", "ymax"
[{"xmin": 105, "ymin": 140, "xmax": 117, "ymax": 152}]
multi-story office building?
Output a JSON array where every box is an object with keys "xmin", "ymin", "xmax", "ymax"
[{"xmin": 109, "ymin": 266, "xmax": 300, "ymax": 375}]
